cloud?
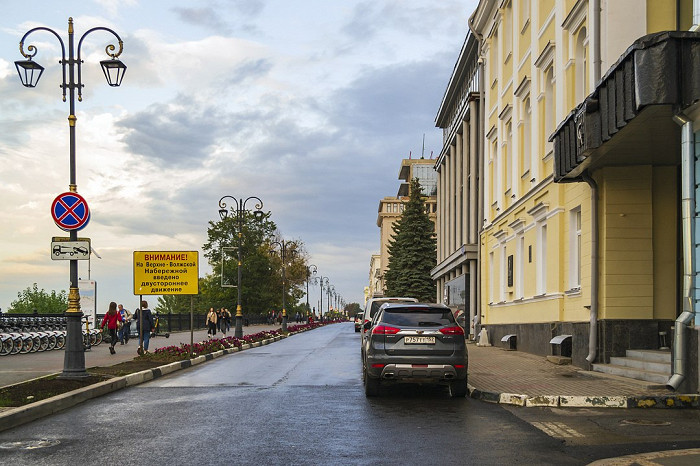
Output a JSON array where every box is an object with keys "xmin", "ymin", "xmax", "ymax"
[{"xmin": 171, "ymin": 7, "xmax": 232, "ymax": 35}]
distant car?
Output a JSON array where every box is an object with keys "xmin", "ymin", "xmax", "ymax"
[
  {"xmin": 354, "ymin": 312, "xmax": 364, "ymax": 332},
  {"xmin": 361, "ymin": 297, "xmax": 418, "ymax": 344},
  {"xmin": 362, "ymin": 302, "xmax": 468, "ymax": 398}
]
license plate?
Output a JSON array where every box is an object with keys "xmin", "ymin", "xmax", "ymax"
[{"xmin": 404, "ymin": 336, "xmax": 435, "ymax": 345}]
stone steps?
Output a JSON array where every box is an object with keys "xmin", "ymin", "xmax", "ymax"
[{"xmin": 592, "ymin": 349, "xmax": 671, "ymax": 384}]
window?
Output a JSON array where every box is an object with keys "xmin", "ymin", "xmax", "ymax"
[
  {"xmin": 544, "ymin": 66, "xmax": 554, "ymax": 152},
  {"xmin": 536, "ymin": 223, "xmax": 547, "ymax": 295},
  {"xmin": 522, "ymin": 96, "xmax": 531, "ymax": 175},
  {"xmin": 505, "ymin": 119, "xmax": 513, "ymax": 193},
  {"xmin": 489, "ymin": 251, "xmax": 495, "ymax": 303},
  {"xmin": 516, "ymin": 233, "xmax": 524, "ymax": 299},
  {"xmin": 500, "ymin": 243, "xmax": 507, "ymax": 302},
  {"xmin": 575, "ymin": 28, "xmax": 587, "ymax": 103},
  {"xmin": 520, "ymin": 0, "xmax": 530, "ymax": 32},
  {"xmin": 570, "ymin": 207, "xmax": 582, "ymax": 289}
]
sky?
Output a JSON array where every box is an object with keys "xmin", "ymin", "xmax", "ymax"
[{"xmin": 0, "ymin": 0, "xmax": 478, "ymax": 314}]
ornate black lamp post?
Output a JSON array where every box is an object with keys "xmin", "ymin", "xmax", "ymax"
[
  {"xmin": 14, "ymin": 18, "xmax": 126, "ymax": 379},
  {"xmin": 328, "ymin": 285, "xmax": 335, "ymax": 315},
  {"xmin": 306, "ymin": 264, "xmax": 317, "ymax": 317},
  {"xmin": 218, "ymin": 195, "xmax": 265, "ymax": 338},
  {"xmin": 270, "ymin": 240, "xmax": 295, "ymax": 331},
  {"xmin": 315, "ymin": 275, "xmax": 329, "ymax": 319}
]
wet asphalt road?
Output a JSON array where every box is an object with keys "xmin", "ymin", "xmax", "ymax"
[{"xmin": 3, "ymin": 322, "xmax": 697, "ymax": 465}]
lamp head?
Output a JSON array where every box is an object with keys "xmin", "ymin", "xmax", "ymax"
[
  {"xmin": 15, "ymin": 59, "xmax": 44, "ymax": 87},
  {"xmin": 100, "ymin": 59, "xmax": 127, "ymax": 87},
  {"xmin": 219, "ymin": 208, "xmax": 229, "ymax": 220}
]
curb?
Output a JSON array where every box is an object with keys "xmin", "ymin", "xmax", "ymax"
[
  {"xmin": 0, "ymin": 331, "xmax": 302, "ymax": 433},
  {"xmin": 467, "ymin": 384, "xmax": 700, "ymax": 409}
]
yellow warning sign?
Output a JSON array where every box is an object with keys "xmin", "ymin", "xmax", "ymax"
[{"xmin": 133, "ymin": 251, "xmax": 199, "ymax": 295}]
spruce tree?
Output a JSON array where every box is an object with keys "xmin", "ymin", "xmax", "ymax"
[{"xmin": 384, "ymin": 178, "xmax": 437, "ymax": 301}]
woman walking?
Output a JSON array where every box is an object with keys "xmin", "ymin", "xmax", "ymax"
[
  {"xmin": 101, "ymin": 301, "xmax": 123, "ymax": 355},
  {"xmin": 206, "ymin": 307, "xmax": 217, "ymax": 338}
]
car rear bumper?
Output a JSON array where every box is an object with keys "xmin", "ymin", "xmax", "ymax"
[{"xmin": 367, "ymin": 361, "xmax": 467, "ymax": 382}]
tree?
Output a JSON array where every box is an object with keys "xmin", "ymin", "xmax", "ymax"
[
  {"xmin": 8, "ymin": 283, "xmax": 68, "ymax": 314},
  {"xmin": 384, "ymin": 178, "xmax": 437, "ymax": 301}
]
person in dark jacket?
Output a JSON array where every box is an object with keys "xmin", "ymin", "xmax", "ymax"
[{"xmin": 133, "ymin": 300, "xmax": 155, "ymax": 354}]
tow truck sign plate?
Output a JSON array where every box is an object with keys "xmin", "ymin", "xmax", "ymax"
[{"xmin": 51, "ymin": 240, "xmax": 90, "ymax": 260}]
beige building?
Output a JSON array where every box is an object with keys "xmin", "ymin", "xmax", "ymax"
[
  {"xmin": 375, "ymin": 158, "xmax": 437, "ymax": 296},
  {"xmin": 432, "ymin": 33, "xmax": 482, "ymax": 338}
]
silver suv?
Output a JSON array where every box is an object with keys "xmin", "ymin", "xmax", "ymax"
[
  {"xmin": 361, "ymin": 297, "xmax": 418, "ymax": 344},
  {"xmin": 362, "ymin": 303, "xmax": 468, "ymax": 398}
]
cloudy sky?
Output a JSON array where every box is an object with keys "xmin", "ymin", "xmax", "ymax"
[{"xmin": 0, "ymin": 0, "xmax": 478, "ymax": 314}]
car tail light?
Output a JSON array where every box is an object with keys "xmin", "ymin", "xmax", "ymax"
[
  {"xmin": 371, "ymin": 363, "xmax": 385, "ymax": 368},
  {"xmin": 372, "ymin": 325, "xmax": 400, "ymax": 335},
  {"xmin": 439, "ymin": 326, "xmax": 465, "ymax": 335},
  {"xmin": 454, "ymin": 364, "xmax": 465, "ymax": 369}
]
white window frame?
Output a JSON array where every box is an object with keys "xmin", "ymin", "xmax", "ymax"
[{"xmin": 570, "ymin": 207, "xmax": 582, "ymax": 290}]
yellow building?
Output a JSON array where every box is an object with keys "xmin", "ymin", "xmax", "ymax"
[
  {"xmin": 468, "ymin": 0, "xmax": 700, "ymax": 390},
  {"xmin": 375, "ymin": 158, "xmax": 437, "ymax": 296}
]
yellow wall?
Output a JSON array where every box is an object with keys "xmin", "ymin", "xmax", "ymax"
[
  {"xmin": 652, "ymin": 166, "xmax": 678, "ymax": 320},
  {"xmin": 600, "ymin": 167, "xmax": 654, "ymax": 319}
]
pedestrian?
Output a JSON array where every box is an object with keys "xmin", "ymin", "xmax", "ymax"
[
  {"xmin": 100, "ymin": 301, "xmax": 123, "ymax": 355},
  {"xmin": 206, "ymin": 307, "xmax": 217, "ymax": 338},
  {"xmin": 117, "ymin": 304, "xmax": 132, "ymax": 345},
  {"xmin": 133, "ymin": 300, "xmax": 155, "ymax": 354},
  {"xmin": 220, "ymin": 308, "xmax": 228, "ymax": 336},
  {"xmin": 224, "ymin": 308, "xmax": 231, "ymax": 333}
]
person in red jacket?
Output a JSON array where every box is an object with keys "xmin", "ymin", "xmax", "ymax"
[{"xmin": 101, "ymin": 301, "xmax": 123, "ymax": 355}]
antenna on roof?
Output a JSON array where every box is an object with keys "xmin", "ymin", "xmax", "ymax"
[
  {"xmin": 408, "ymin": 150, "xmax": 412, "ymax": 159},
  {"xmin": 430, "ymin": 150, "xmax": 434, "ymax": 159},
  {"xmin": 421, "ymin": 134, "xmax": 425, "ymax": 159}
]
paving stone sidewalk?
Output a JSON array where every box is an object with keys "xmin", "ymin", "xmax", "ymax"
[{"xmin": 467, "ymin": 343, "xmax": 699, "ymax": 408}]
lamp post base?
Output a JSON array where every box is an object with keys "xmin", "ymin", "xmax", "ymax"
[
  {"xmin": 235, "ymin": 315, "xmax": 243, "ymax": 339},
  {"xmin": 282, "ymin": 315, "xmax": 288, "ymax": 332},
  {"xmin": 58, "ymin": 312, "xmax": 89, "ymax": 379}
]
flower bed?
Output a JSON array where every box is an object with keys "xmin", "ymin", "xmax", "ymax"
[{"xmin": 144, "ymin": 321, "xmax": 338, "ymax": 361}]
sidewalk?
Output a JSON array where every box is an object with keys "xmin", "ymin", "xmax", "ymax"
[
  {"xmin": 467, "ymin": 343, "xmax": 699, "ymax": 408},
  {"xmin": 0, "ymin": 324, "xmax": 283, "ymax": 388}
]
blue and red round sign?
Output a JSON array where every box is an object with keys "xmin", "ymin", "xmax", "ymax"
[{"xmin": 51, "ymin": 192, "xmax": 90, "ymax": 231}]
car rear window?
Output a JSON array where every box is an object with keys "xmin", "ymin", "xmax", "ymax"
[
  {"xmin": 381, "ymin": 308, "xmax": 455, "ymax": 327},
  {"xmin": 369, "ymin": 300, "xmax": 414, "ymax": 317}
]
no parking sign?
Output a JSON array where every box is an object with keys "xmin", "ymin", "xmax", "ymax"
[{"xmin": 51, "ymin": 192, "xmax": 90, "ymax": 231}]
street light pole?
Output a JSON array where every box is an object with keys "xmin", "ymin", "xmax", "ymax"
[
  {"xmin": 317, "ymin": 276, "xmax": 329, "ymax": 320},
  {"xmin": 306, "ymin": 264, "xmax": 317, "ymax": 317},
  {"xmin": 271, "ymin": 240, "xmax": 294, "ymax": 332},
  {"xmin": 218, "ymin": 195, "xmax": 265, "ymax": 338},
  {"xmin": 14, "ymin": 18, "xmax": 126, "ymax": 379}
]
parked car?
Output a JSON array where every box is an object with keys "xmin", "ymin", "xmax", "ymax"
[
  {"xmin": 361, "ymin": 297, "xmax": 418, "ymax": 344},
  {"xmin": 362, "ymin": 302, "xmax": 468, "ymax": 398},
  {"xmin": 354, "ymin": 312, "xmax": 364, "ymax": 332}
]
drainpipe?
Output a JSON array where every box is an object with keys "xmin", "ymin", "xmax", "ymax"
[
  {"xmin": 667, "ymin": 113, "xmax": 696, "ymax": 390},
  {"xmin": 583, "ymin": 173, "xmax": 599, "ymax": 364}
]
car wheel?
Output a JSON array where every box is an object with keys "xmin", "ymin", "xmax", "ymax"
[
  {"xmin": 355, "ymin": 327, "xmax": 360, "ymax": 333},
  {"xmin": 450, "ymin": 378, "xmax": 468, "ymax": 398},
  {"xmin": 364, "ymin": 368, "xmax": 380, "ymax": 397}
]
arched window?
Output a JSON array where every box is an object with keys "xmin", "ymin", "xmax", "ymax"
[{"xmin": 575, "ymin": 27, "xmax": 587, "ymax": 103}]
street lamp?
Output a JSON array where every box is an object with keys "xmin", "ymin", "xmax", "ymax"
[
  {"xmin": 328, "ymin": 285, "xmax": 335, "ymax": 316},
  {"xmin": 218, "ymin": 195, "xmax": 265, "ymax": 338},
  {"xmin": 270, "ymin": 240, "xmax": 295, "ymax": 332},
  {"xmin": 315, "ymin": 275, "xmax": 329, "ymax": 320},
  {"xmin": 14, "ymin": 18, "xmax": 126, "ymax": 379},
  {"xmin": 306, "ymin": 264, "xmax": 317, "ymax": 317}
]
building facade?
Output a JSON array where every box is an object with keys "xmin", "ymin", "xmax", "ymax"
[
  {"xmin": 467, "ymin": 0, "xmax": 699, "ymax": 391},
  {"xmin": 375, "ymin": 158, "xmax": 437, "ymax": 297},
  {"xmin": 432, "ymin": 33, "xmax": 482, "ymax": 339}
]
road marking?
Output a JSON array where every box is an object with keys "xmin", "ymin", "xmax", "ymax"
[{"xmin": 531, "ymin": 421, "xmax": 584, "ymax": 438}]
